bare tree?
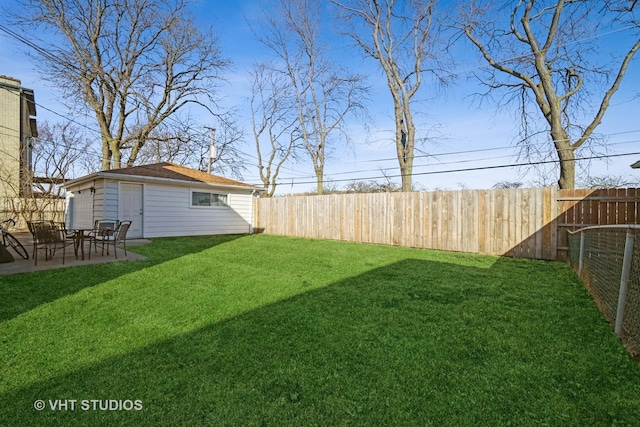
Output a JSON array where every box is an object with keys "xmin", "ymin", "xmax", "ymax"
[
  {"xmin": 135, "ymin": 120, "xmax": 195, "ymax": 167},
  {"xmin": 1, "ymin": 121, "xmax": 92, "ymax": 224},
  {"xmin": 31, "ymin": 122, "xmax": 93, "ymax": 190},
  {"xmin": 11, "ymin": 0, "xmax": 229, "ymax": 170},
  {"xmin": 255, "ymin": 0, "xmax": 369, "ymax": 195},
  {"xmin": 458, "ymin": 0, "xmax": 640, "ymax": 189},
  {"xmin": 250, "ymin": 62, "xmax": 300, "ymax": 197},
  {"xmin": 492, "ymin": 180, "xmax": 524, "ymax": 189},
  {"xmin": 137, "ymin": 112, "xmax": 247, "ymax": 180},
  {"xmin": 204, "ymin": 114, "xmax": 247, "ymax": 180},
  {"xmin": 344, "ymin": 179, "xmax": 401, "ymax": 193},
  {"xmin": 579, "ymin": 174, "xmax": 640, "ymax": 189},
  {"xmin": 332, "ymin": 0, "xmax": 451, "ymax": 192},
  {"xmin": 135, "ymin": 114, "xmax": 215, "ymax": 167},
  {"xmin": 604, "ymin": 0, "xmax": 639, "ymax": 13}
]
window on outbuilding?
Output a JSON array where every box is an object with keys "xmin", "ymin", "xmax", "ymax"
[{"xmin": 191, "ymin": 191, "xmax": 228, "ymax": 207}]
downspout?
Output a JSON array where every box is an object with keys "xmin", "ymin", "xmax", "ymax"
[
  {"xmin": 91, "ymin": 179, "xmax": 96, "ymax": 227},
  {"xmin": 250, "ymin": 189, "xmax": 258, "ymax": 234}
]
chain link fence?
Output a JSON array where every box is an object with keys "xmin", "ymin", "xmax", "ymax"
[{"xmin": 568, "ymin": 226, "xmax": 640, "ymax": 358}]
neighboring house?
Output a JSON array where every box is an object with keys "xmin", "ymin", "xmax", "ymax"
[
  {"xmin": 63, "ymin": 162, "xmax": 263, "ymax": 238},
  {"xmin": 0, "ymin": 76, "xmax": 37, "ymax": 200},
  {"xmin": 632, "ymin": 160, "xmax": 640, "ymax": 169}
]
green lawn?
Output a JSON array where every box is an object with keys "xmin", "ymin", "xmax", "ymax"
[{"xmin": 1, "ymin": 234, "xmax": 639, "ymax": 426}]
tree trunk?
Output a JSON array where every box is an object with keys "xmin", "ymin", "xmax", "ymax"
[
  {"xmin": 127, "ymin": 143, "xmax": 141, "ymax": 168},
  {"xmin": 101, "ymin": 139, "xmax": 111, "ymax": 171},
  {"xmin": 557, "ymin": 145, "xmax": 576, "ymax": 189},
  {"xmin": 316, "ymin": 164, "xmax": 324, "ymax": 195},
  {"xmin": 112, "ymin": 144, "xmax": 122, "ymax": 170},
  {"xmin": 551, "ymin": 125, "xmax": 575, "ymax": 190},
  {"xmin": 400, "ymin": 163, "xmax": 412, "ymax": 192},
  {"xmin": 396, "ymin": 108, "xmax": 415, "ymax": 192}
]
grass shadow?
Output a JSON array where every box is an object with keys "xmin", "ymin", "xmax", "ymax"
[
  {"xmin": 2, "ymin": 256, "xmax": 639, "ymax": 426},
  {"xmin": 0, "ymin": 234, "xmax": 245, "ymax": 322}
]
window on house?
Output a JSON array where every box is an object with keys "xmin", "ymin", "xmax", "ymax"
[{"xmin": 191, "ymin": 191, "xmax": 228, "ymax": 207}]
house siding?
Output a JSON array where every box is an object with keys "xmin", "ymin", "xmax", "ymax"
[
  {"xmin": 103, "ymin": 180, "xmax": 119, "ymax": 220},
  {"xmin": 92, "ymin": 180, "xmax": 105, "ymax": 224},
  {"xmin": 66, "ymin": 180, "xmax": 101, "ymax": 228},
  {"xmin": 142, "ymin": 183, "xmax": 253, "ymax": 238},
  {"xmin": 229, "ymin": 193, "xmax": 254, "ymax": 226},
  {"xmin": 64, "ymin": 166, "xmax": 259, "ymax": 238},
  {"xmin": 0, "ymin": 80, "xmax": 21, "ymax": 199},
  {"xmin": 0, "ymin": 77, "xmax": 35, "ymax": 199}
]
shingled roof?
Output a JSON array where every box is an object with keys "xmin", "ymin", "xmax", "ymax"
[
  {"xmin": 65, "ymin": 162, "xmax": 259, "ymax": 190},
  {"xmin": 105, "ymin": 162, "xmax": 255, "ymax": 187}
]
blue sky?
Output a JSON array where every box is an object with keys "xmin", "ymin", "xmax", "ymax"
[{"xmin": 1, "ymin": 0, "xmax": 639, "ymax": 193}]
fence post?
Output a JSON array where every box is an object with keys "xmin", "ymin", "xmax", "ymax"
[
  {"xmin": 614, "ymin": 228, "xmax": 635, "ymax": 337},
  {"xmin": 578, "ymin": 231, "xmax": 585, "ymax": 277}
]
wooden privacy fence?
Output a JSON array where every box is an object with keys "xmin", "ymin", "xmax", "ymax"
[
  {"xmin": 254, "ymin": 188, "xmax": 640, "ymax": 260},
  {"xmin": 1, "ymin": 197, "xmax": 65, "ymax": 230},
  {"xmin": 254, "ymin": 188, "xmax": 558, "ymax": 259}
]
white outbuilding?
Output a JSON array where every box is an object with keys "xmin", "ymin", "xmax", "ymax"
[{"xmin": 63, "ymin": 162, "xmax": 262, "ymax": 238}]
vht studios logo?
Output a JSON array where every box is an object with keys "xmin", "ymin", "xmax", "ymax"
[{"xmin": 34, "ymin": 399, "xmax": 143, "ymax": 411}]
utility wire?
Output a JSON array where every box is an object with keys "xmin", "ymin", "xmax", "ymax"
[
  {"xmin": 249, "ymin": 151, "xmax": 640, "ymax": 187},
  {"xmin": 2, "ymin": 19, "xmax": 638, "ymax": 183},
  {"xmin": 342, "ymin": 129, "xmax": 640, "ymax": 164},
  {"xmin": 267, "ymin": 137, "xmax": 640, "ymax": 183},
  {"xmin": 3, "ymin": 76, "xmax": 639, "ymax": 185}
]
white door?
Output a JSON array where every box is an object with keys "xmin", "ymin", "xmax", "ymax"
[{"xmin": 120, "ymin": 183, "xmax": 143, "ymax": 238}]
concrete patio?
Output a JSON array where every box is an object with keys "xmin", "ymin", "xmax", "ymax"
[{"xmin": 0, "ymin": 231, "xmax": 150, "ymax": 276}]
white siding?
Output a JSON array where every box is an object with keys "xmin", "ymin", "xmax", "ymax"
[
  {"xmin": 66, "ymin": 182, "xmax": 101, "ymax": 229},
  {"xmin": 142, "ymin": 183, "xmax": 253, "ymax": 238},
  {"xmin": 228, "ymin": 193, "xmax": 254, "ymax": 230},
  {"xmin": 92, "ymin": 182, "xmax": 104, "ymax": 222},
  {"xmin": 103, "ymin": 180, "xmax": 119, "ymax": 220}
]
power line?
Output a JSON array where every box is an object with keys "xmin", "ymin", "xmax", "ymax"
[
  {"xmin": 250, "ymin": 150, "xmax": 640, "ymax": 187},
  {"xmin": 245, "ymin": 133, "xmax": 640, "ymax": 183},
  {"xmin": 0, "ymin": 82, "xmax": 101, "ymax": 138},
  {"xmin": 0, "ymin": 24, "xmax": 82, "ymax": 74},
  {"xmin": 321, "ymin": 137, "xmax": 640, "ymax": 177},
  {"xmin": 255, "ymin": 135, "xmax": 640, "ymax": 184},
  {"xmin": 0, "ymin": 25, "xmax": 307, "ymax": 178},
  {"xmin": 3, "ymin": 75, "xmax": 638, "ymax": 185},
  {"xmin": 2, "ymin": 15, "xmax": 638, "ymax": 184},
  {"xmin": 337, "ymin": 129, "xmax": 640, "ymax": 165}
]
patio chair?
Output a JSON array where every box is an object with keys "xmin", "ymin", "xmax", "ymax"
[
  {"xmin": 26, "ymin": 220, "xmax": 53, "ymax": 260},
  {"xmin": 90, "ymin": 220, "xmax": 131, "ymax": 259},
  {"xmin": 28, "ymin": 221, "xmax": 68, "ymax": 266},
  {"xmin": 88, "ymin": 220, "xmax": 118, "ymax": 258},
  {"xmin": 55, "ymin": 222, "xmax": 74, "ymax": 238},
  {"xmin": 56, "ymin": 222, "xmax": 80, "ymax": 259}
]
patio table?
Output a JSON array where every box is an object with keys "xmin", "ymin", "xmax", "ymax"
[{"xmin": 71, "ymin": 229, "xmax": 94, "ymax": 260}]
